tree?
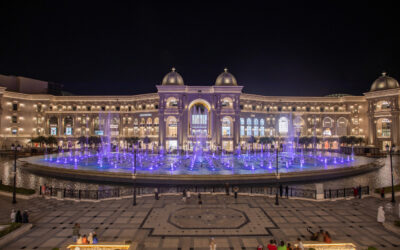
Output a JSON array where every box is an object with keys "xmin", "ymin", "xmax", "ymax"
[
  {"xmin": 77, "ymin": 136, "xmax": 88, "ymax": 147},
  {"xmin": 45, "ymin": 136, "xmax": 58, "ymax": 147}
]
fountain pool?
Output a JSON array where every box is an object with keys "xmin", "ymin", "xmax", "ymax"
[{"xmin": 19, "ymin": 150, "xmax": 381, "ymax": 184}]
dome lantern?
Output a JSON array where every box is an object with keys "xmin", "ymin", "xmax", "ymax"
[
  {"xmin": 161, "ymin": 67, "xmax": 184, "ymax": 85},
  {"xmin": 215, "ymin": 68, "xmax": 238, "ymax": 86},
  {"xmin": 370, "ymin": 72, "xmax": 399, "ymax": 91}
]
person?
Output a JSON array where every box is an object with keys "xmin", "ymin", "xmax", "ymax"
[
  {"xmin": 10, "ymin": 209, "xmax": 16, "ymax": 223},
  {"xmin": 277, "ymin": 241, "xmax": 287, "ymax": 250},
  {"xmin": 154, "ymin": 187, "xmax": 159, "ymax": 200},
  {"xmin": 316, "ymin": 229, "xmax": 324, "ymax": 242},
  {"xmin": 295, "ymin": 238, "xmax": 304, "ymax": 250},
  {"xmin": 257, "ymin": 244, "xmax": 264, "ymax": 250},
  {"xmin": 82, "ymin": 234, "xmax": 88, "ymax": 244},
  {"xmin": 358, "ymin": 185, "xmax": 362, "ymax": 199},
  {"xmin": 41, "ymin": 184, "xmax": 46, "ymax": 197},
  {"xmin": 225, "ymin": 183, "xmax": 230, "ymax": 195},
  {"xmin": 92, "ymin": 232, "xmax": 98, "ymax": 244},
  {"xmin": 16, "ymin": 210, "xmax": 22, "ymax": 223},
  {"xmin": 72, "ymin": 223, "xmax": 80, "ymax": 242},
  {"xmin": 76, "ymin": 235, "xmax": 83, "ymax": 244},
  {"xmin": 183, "ymin": 189, "xmax": 187, "ymax": 198},
  {"xmin": 285, "ymin": 185, "xmax": 289, "ymax": 198},
  {"xmin": 198, "ymin": 193, "xmax": 203, "ymax": 206},
  {"xmin": 22, "ymin": 210, "xmax": 29, "ymax": 223},
  {"xmin": 324, "ymin": 231, "xmax": 332, "ymax": 243},
  {"xmin": 186, "ymin": 189, "xmax": 191, "ymax": 199},
  {"xmin": 88, "ymin": 232, "xmax": 93, "ymax": 244},
  {"xmin": 307, "ymin": 227, "xmax": 320, "ymax": 241},
  {"xmin": 381, "ymin": 188, "xmax": 385, "ymax": 199},
  {"xmin": 353, "ymin": 187, "xmax": 358, "ymax": 198},
  {"xmin": 209, "ymin": 237, "xmax": 217, "ymax": 250},
  {"xmin": 233, "ymin": 186, "xmax": 239, "ymax": 199},
  {"xmin": 287, "ymin": 243, "xmax": 293, "ymax": 250},
  {"xmin": 377, "ymin": 206, "xmax": 385, "ymax": 223},
  {"xmin": 267, "ymin": 239, "xmax": 277, "ymax": 250}
]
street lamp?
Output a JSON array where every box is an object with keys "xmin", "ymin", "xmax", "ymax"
[
  {"xmin": 133, "ymin": 142, "xmax": 138, "ymax": 206},
  {"xmin": 11, "ymin": 143, "xmax": 21, "ymax": 204},
  {"xmin": 385, "ymin": 144, "xmax": 396, "ymax": 203}
]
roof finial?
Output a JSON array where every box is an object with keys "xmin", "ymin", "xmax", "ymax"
[
  {"xmin": 382, "ymin": 71, "xmax": 387, "ymax": 76},
  {"xmin": 224, "ymin": 67, "xmax": 228, "ymax": 72},
  {"xmin": 172, "ymin": 67, "xmax": 176, "ymax": 72}
]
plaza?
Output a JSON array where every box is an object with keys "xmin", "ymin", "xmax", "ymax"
[{"xmin": 1, "ymin": 192, "xmax": 400, "ymax": 249}]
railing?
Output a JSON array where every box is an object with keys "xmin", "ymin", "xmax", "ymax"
[
  {"xmin": 39, "ymin": 184, "xmax": 317, "ymax": 200},
  {"xmin": 324, "ymin": 186, "xmax": 369, "ymax": 199}
]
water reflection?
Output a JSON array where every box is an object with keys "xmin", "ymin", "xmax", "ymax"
[{"xmin": 0, "ymin": 156, "xmax": 398, "ymax": 191}]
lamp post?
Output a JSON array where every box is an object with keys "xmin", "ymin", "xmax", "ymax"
[
  {"xmin": 385, "ymin": 144, "xmax": 396, "ymax": 203},
  {"xmin": 275, "ymin": 139, "xmax": 283, "ymax": 206},
  {"xmin": 11, "ymin": 144, "xmax": 21, "ymax": 204},
  {"xmin": 133, "ymin": 142, "xmax": 138, "ymax": 206}
]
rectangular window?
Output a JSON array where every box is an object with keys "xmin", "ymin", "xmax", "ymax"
[
  {"xmin": 50, "ymin": 127, "xmax": 57, "ymax": 135},
  {"xmin": 65, "ymin": 127, "xmax": 72, "ymax": 135},
  {"xmin": 11, "ymin": 128, "xmax": 17, "ymax": 135},
  {"xmin": 12, "ymin": 116, "xmax": 17, "ymax": 123},
  {"xmin": 95, "ymin": 130, "xmax": 104, "ymax": 135},
  {"xmin": 12, "ymin": 103, "xmax": 18, "ymax": 111}
]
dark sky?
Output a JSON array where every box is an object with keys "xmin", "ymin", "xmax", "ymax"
[{"xmin": 1, "ymin": 1, "xmax": 399, "ymax": 96}]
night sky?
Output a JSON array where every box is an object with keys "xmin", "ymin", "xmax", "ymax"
[{"xmin": 1, "ymin": 1, "xmax": 399, "ymax": 96}]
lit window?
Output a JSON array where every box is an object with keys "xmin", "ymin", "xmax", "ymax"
[{"xmin": 278, "ymin": 117, "xmax": 289, "ymax": 135}]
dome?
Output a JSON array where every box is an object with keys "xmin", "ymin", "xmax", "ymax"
[
  {"xmin": 215, "ymin": 68, "xmax": 238, "ymax": 86},
  {"xmin": 162, "ymin": 67, "xmax": 184, "ymax": 85},
  {"xmin": 370, "ymin": 72, "xmax": 399, "ymax": 91}
]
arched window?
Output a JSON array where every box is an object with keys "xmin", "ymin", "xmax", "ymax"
[
  {"xmin": 278, "ymin": 117, "xmax": 289, "ymax": 135},
  {"xmin": 166, "ymin": 97, "xmax": 178, "ymax": 108},
  {"xmin": 293, "ymin": 116, "xmax": 305, "ymax": 136},
  {"xmin": 323, "ymin": 117, "xmax": 333, "ymax": 127},
  {"xmin": 190, "ymin": 103, "xmax": 208, "ymax": 136},
  {"xmin": 246, "ymin": 117, "xmax": 252, "ymax": 136},
  {"xmin": 247, "ymin": 118, "xmax": 252, "ymax": 125},
  {"xmin": 337, "ymin": 117, "xmax": 348, "ymax": 136},
  {"xmin": 260, "ymin": 119, "xmax": 265, "ymax": 136},
  {"xmin": 167, "ymin": 117, "xmax": 177, "ymax": 137},
  {"xmin": 222, "ymin": 117, "xmax": 232, "ymax": 137},
  {"xmin": 253, "ymin": 118, "xmax": 259, "ymax": 137}
]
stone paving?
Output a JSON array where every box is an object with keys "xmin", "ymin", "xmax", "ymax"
[{"xmin": 1, "ymin": 193, "xmax": 400, "ymax": 249}]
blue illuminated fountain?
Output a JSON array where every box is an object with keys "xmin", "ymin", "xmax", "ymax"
[{"xmin": 35, "ymin": 111, "xmax": 370, "ymax": 176}]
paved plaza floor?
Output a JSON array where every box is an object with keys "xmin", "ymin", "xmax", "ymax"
[{"xmin": 1, "ymin": 193, "xmax": 400, "ymax": 249}]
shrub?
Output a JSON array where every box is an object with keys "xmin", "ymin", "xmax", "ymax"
[
  {"xmin": 0, "ymin": 184, "xmax": 35, "ymax": 195},
  {"xmin": 0, "ymin": 223, "xmax": 22, "ymax": 238}
]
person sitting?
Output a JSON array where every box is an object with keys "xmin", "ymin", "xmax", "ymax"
[
  {"xmin": 76, "ymin": 235, "xmax": 83, "ymax": 244},
  {"xmin": 92, "ymin": 233, "xmax": 98, "ymax": 244},
  {"xmin": 277, "ymin": 241, "xmax": 287, "ymax": 250},
  {"xmin": 267, "ymin": 239, "xmax": 277, "ymax": 250},
  {"xmin": 82, "ymin": 234, "xmax": 88, "ymax": 244},
  {"xmin": 316, "ymin": 229, "xmax": 324, "ymax": 242},
  {"xmin": 287, "ymin": 243, "xmax": 293, "ymax": 250},
  {"xmin": 324, "ymin": 231, "xmax": 332, "ymax": 243}
]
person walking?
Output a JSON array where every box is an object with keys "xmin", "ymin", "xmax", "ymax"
[
  {"xmin": 16, "ymin": 210, "xmax": 22, "ymax": 223},
  {"xmin": 22, "ymin": 210, "xmax": 29, "ymax": 223},
  {"xmin": 380, "ymin": 188, "xmax": 385, "ymax": 199},
  {"xmin": 10, "ymin": 209, "xmax": 16, "ymax": 223},
  {"xmin": 209, "ymin": 237, "xmax": 217, "ymax": 250},
  {"xmin": 233, "ymin": 186, "xmax": 239, "ymax": 199},
  {"xmin": 154, "ymin": 187, "xmax": 159, "ymax": 200},
  {"xmin": 377, "ymin": 206, "xmax": 385, "ymax": 223},
  {"xmin": 225, "ymin": 183, "xmax": 230, "ymax": 195},
  {"xmin": 72, "ymin": 223, "xmax": 80, "ymax": 242},
  {"xmin": 285, "ymin": 185, "xmax": 289, "ymax": 198}
]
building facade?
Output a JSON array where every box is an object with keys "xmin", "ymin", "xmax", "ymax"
[{"xmin": 0, "ymin": 69, "xmax": 399, "ymax": 151}]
